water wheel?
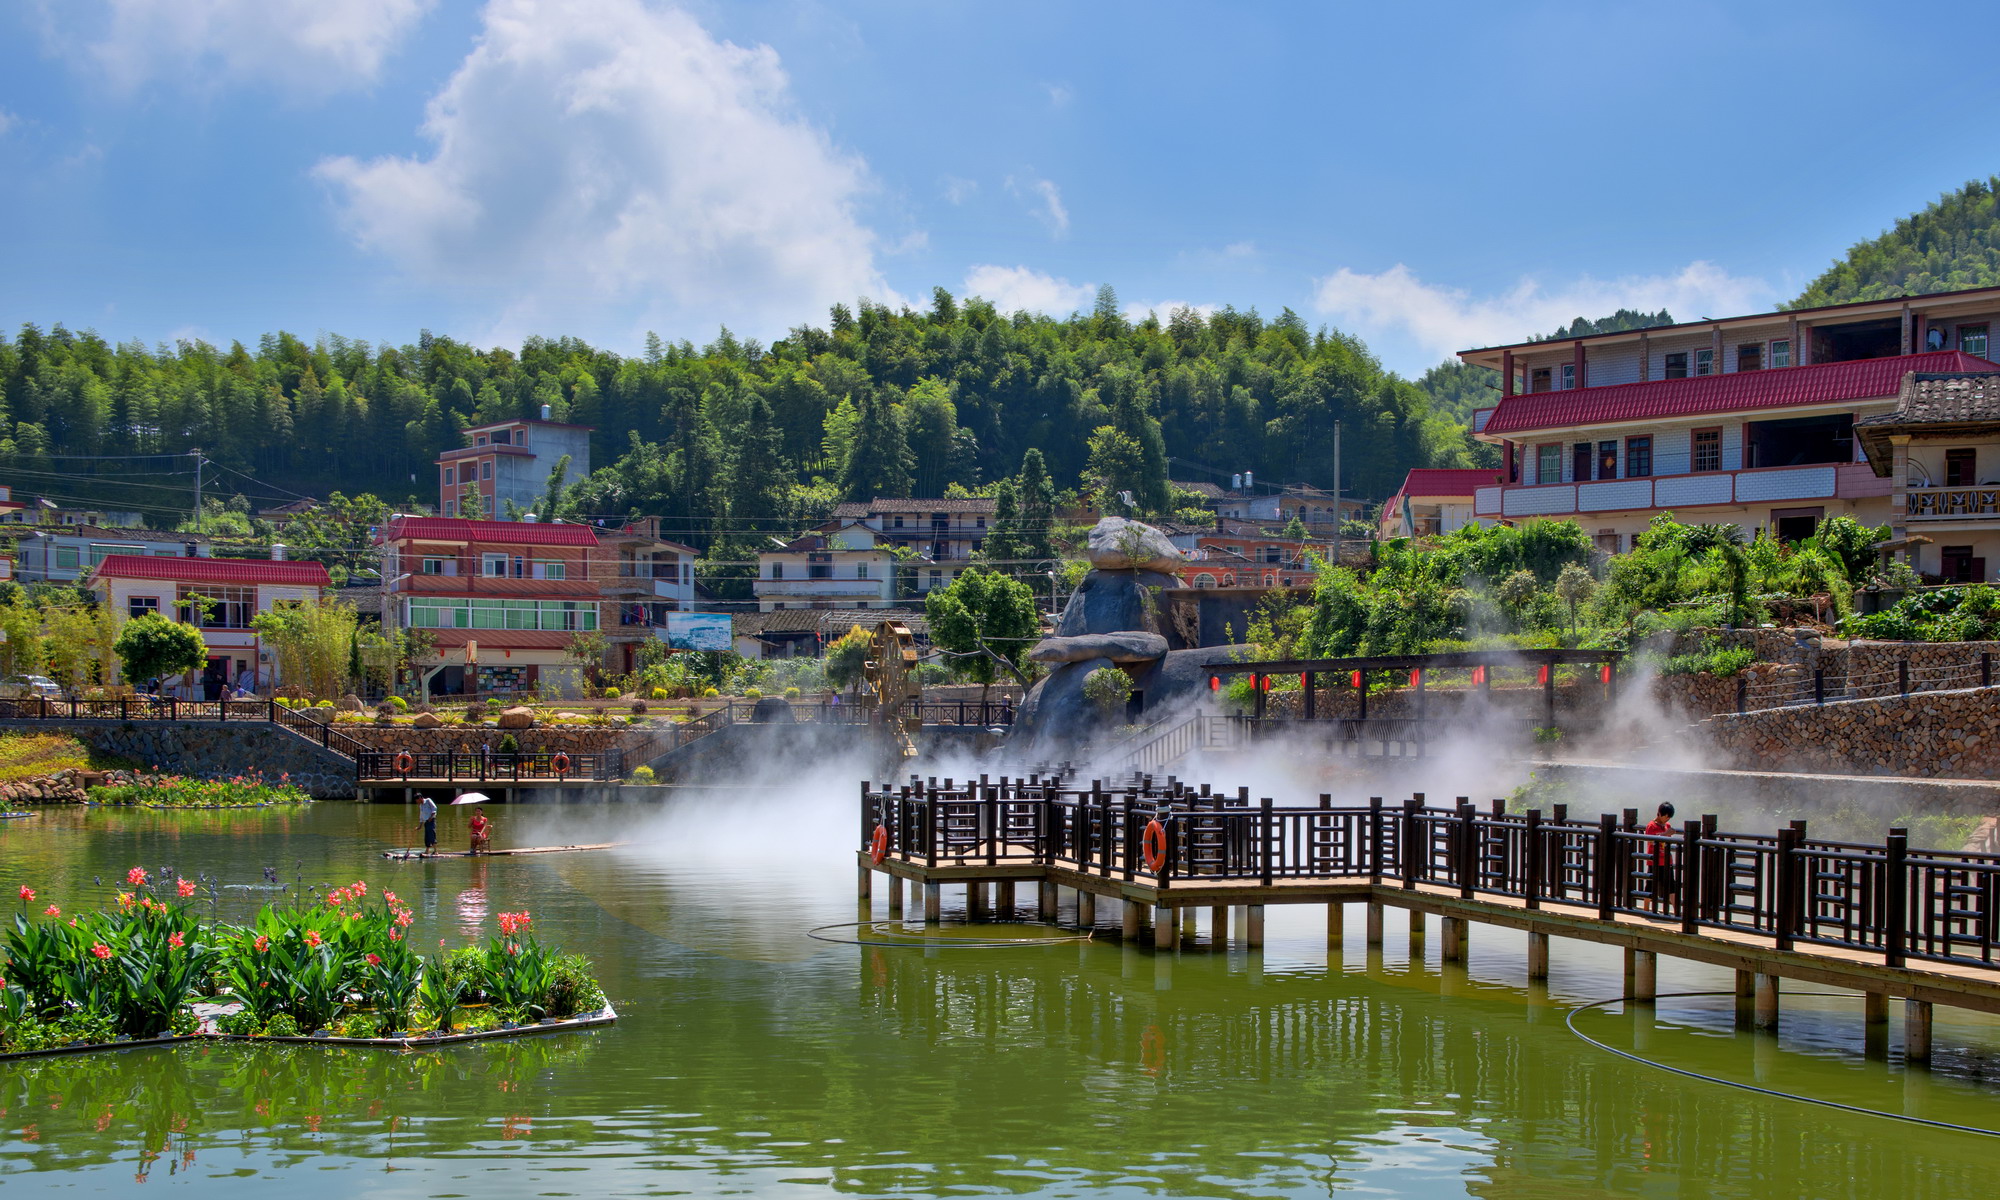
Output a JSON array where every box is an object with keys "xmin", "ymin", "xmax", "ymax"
[{"xmin": 864, "ymin": 621, "xmax": 922, "ymax": 758}]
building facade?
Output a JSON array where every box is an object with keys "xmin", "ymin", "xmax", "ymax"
[
  {"xmin": 1856, "ymin": 370, "xmax": 2000, "ymax": 581},
  {"xmin": 755, "ymin": 525, "xmax": 896, "ymax": 612},
  {"xmin": 598, "ymin": 518, "xmax": 700, "ymax": 673},
  {"xmin": 1380, "ymin": 469, "xmax": 1505, "ymax": 540},
  {"xmin": 1461, "ymin": 289, "xmax": 2000, "ymax": 551},
  {"xmin": 15, "ymin": 527, "xmax": 211, "ymax": 584},
  {"xmin": 436, "ymin": 417, "xmax": 593, "ymax": 520},
  {"xmin": 380, "ymin": 516, "xmax": 601, "ymax": 696},
  {"xmin": 88, "ymin": 554, "xmax": 331, "ymax": 697}
]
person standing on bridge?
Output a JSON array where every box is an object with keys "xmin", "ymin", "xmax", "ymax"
[
  {"xmin": 1644, "ymin": 802, "xmax": 1676, "ymax": 915},
  {"xmin": 418, "ymin": 793, "xmax": 438, "ymax": 857}
]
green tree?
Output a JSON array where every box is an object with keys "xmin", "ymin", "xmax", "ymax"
[
  {"xmin": 1553, "ymin": 563, "xmax": 1596, "ymax": 639},
  {"xmin": 250, "ymin": 600, "xmax": 363, "ymax": 697},
  {"xmin": 924, "ymin": 566, "xmax": 1040, "ymax": 702},
  {"xmin": 902, "ymin": 377, "xmax": 966, "ymax": 496},
  {"xmin": 113, "ymin": 613, "xmax": 207, "ymax": 688},
  {"xmin": 840, "ymin": 391, "xmax": 913, "ymax": 501},
  {"xmin": 823, "ymin": 624, "xmax": 873, "ymax": 695}
]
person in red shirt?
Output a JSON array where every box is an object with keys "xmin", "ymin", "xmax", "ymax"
[{"xmin": 1643, "ymin": 802, "xmax": 1676, "ymax": 915}]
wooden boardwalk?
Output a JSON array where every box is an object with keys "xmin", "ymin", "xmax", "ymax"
[{"xmin": 381, "ymin": 842, "xmax": 624, "ymax": 861}]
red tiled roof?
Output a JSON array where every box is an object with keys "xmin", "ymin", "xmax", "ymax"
[
  {"xmin": 384, "ymin": 517, "xmax": 599, "ymax": 547},
  {"xmin": 1479, "ymin": 351, "xmax": 2000, "ymax": 436},
  {"xmin": 91, "ymin": 555, "xmax": 331, "ymax": 587},
  {"xmin": 1394, "ymin": 468, "xmax": 1506, "ymax": 498}
]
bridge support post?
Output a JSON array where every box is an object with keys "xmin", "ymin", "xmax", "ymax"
[
  {"xmin": 1408, "ymin": 908, "xmax": 1425, "ymax": 943},
  {"xmin": 1181, "ymin": 907, "xmax": 1198, "ymax": 940},
  {"xmin": 1631, "ymin": 950, "xmax": 1657, "ymax": 1002},
  {"xmin": 1365, "ymin": 902, "xmax": 1384, "ymax": 946},
  {"xmin": 1211, "ymin": 906, "xmax": 1229, "ymax": 946},
  {"xmin": 1246, "ymin": 905, "xmax": 1265, "ymax": 948},
  {"xmin": 966, "ymin": 883, "xmax": 988, "ymax": 921},
  {"xmin": 1526, "ymin": 931, "xmax": 1549, "ymax": 980},
  {"xmin": 1440, "ymin": 916, "xmax": 1464, "ymax": 962},
  {"xmin": 887, "ymin": 875, "xmax": 903, "ymax": 916},
  {"xmin": 857, "ymin": 863, "xmax": 872, "ymax": 900},
  {"xmin": 1122, "ymin": 898, "xmax": 1143, "ymax": 939},
  {"xmin": 1326, "ymin": 901, "xmax": 1344, "ymax": 945},
  {"xmin": 1905, "ymin": 999, "xmax": 1933, "ymax": 1064},
  {"xmin": 1754, "ymin": 973, "xmax": 1780, "ymax": 1030},
  {"xmin": 1037, "ymin": 880, "xmax": 1057, "ymax": 920},
  {"xmin": 996, "ymin": 880, "xmax": 1016, "ymax": 915},
  {"xmin": 1734, "ymin": 970, "xmax": 1755, "ymax": 1027},
  {"xmin": 1078, "ymin": 890, "xmax": 1096, "ymax": 928},
  {"xmin": 923, "ymin": 882, "xmax": 941, "ymax": 923},
  {"xmin": 1864, "ymin": 991, "xmax": 1889, "ymax": 1058},
  {"xmin": 1153, "ymin": 905, "xmax": 1177, "ymax": 949}
]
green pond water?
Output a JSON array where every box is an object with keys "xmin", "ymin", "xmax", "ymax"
[{"xmin": 3, "ymin": 793, "xmax": 2000, "ymax": 1198}]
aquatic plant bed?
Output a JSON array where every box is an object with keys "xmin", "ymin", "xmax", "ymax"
[
  {"xmin": 88, "ymin": 771, "xmax": 311, "ymax": 808},
  {"xmin": 2, "ymin": 870, "xmax": 608, "ymax": 1054},
  {"xmin": 0, "ymin": 1005, "xmax": 617, "ymax": 1062}
]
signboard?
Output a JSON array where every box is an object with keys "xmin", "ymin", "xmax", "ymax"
[{"xmin": 661, "ymin": 612, "xmax": 733, "ymax": 652}]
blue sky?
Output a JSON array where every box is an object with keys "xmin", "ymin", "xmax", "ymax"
[{"xmin": 3, "ymin": 1, "xmax": 1997, "ymax": 377}]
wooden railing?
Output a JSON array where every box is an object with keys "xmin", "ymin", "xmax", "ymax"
[
  {"xmin": 0, "ymin": 696, "xmax": 367, "ymax": 759},
  {"xmin": 1907, "ymin": 485, "xmax": 2000, "ymax": 520},
  {"xmin": 356, "ymin": 749, "xmax": 623, "ymax": 783},
  {"xmin": 860, "ymin": 778, "xmax": 2000, "ymax": 972}
]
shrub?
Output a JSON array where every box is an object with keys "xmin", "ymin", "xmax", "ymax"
[
  {"xmin": 1081, "ymin": 667, "xmax": 1130, "ymax": 719},
  {"xmin": 543, "ymin": 954, "xmax": 608, "ymax": 1018},
  {"xmin": 629, "ymin": 765, "xmax": 657, "ymax": 785},
  {"xmin": 702, "ymin": 687, "xmax": 719, "ymax": 698},
  {"xmin": 263, "ymin": 1013, "xmax": 301, "ymax": 1038},
  {"xmin": 387, "ymin": 696, "xmax": 409, "ymax": 712},
  {"xmin": 487, "ymin": 698, "xmax": 503, "ymax": 709},
  {"xmin": 630, "ymin": 701, "xmax": 647, "ymax": 714},
  {"xmin": 784, "ymin": 686, "xmax": 801, "ymax": 700},
  {"xmin": 315, "ymin": 699, "xmax": 334, "ymax": 709},
  {"xmin": 498, "ymin": 733, "xmax": 519, "ymax": 754},
  {"xmin": 1658, "ymin": 641, "xmax": 1758, "ymax": 678},
  {"xmin": 603, "ymin": 687, "xmax": 622, "ymax": 700},
  {"xmin": 743, "ymin": 687, "xmax": 761, "ymax": 699},
  {"xmin": 339, "ymin": 1012, "xmax": 381, "ymax": 1039},
  {"xmin": 650, "ymin": 687, "xmax": 669, "ymax": 700}
]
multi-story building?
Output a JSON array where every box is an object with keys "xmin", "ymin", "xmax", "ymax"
[
  {"xmin": 1856, "ymin": 370, "xmax": 2000, "ymax": 581},
  {"xmin": 598, "ymin": 517, "xmax": 700, "ymax": 673},
  {"xmin": 1379, "ymin": 469, "xmax": 1505, "ymax": 540},
  {"xmin": 380, "ymin": 516, "xmax": 602, "ymax": 696},
  {"xmin": 755, "ymin": 525, "xmax": 896, "ymax": 612},
  {"xmin": 831, "ymin": 497, "xmax": 998, "ymax": 595},
  {"xmin": 1180, "ymin": 524, "xmax": 1325, "ymax": 590},
  {"xmin": 0, "ymin": 486, "xmax": 23, "ymax": 523},
  {"xmin": 435, "ymin": 416, "xmax": 592, "ymax": 520},
  {"xmin": 14, "ymin": 527, "xmax": 211, "ymax": 584},
  {"xmin": 88, "ymin": 554, "xmax": 331, "ymax": 697},
  {"xmin": 1275, "ymin": 485, "xmax": 1366, "ymax": 533},
  {"xmin": 1461, "ymin": 287, "xmax": 2000, "ymax": 552}
]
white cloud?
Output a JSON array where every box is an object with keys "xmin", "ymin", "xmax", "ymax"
[
  {"xmin": 941, "ymin": 175, "xmax": 977, "ymax": 204},
  {"xmin": 77, "ymin": 0, "xmax": 433, "ymax": 93},
  {"xmin": 1007, "ymin": 173, "xmax": 1069, "ymax": 236},
  {"xmin": 1042, "ymin": 81, "xmax": 1071, "ymax": 109},
  {"xmin": 963, "ymin": 265, "xmax": 1093, "ymax": 316},
  {"xmin": 0, "ymin": 110, "xmax": 16, "ymax": 136},
  {"xmin": 315, "ymin": 0, "xmax": 892, "ymax": 346},
  {"xmin": 1310, "ymin": 261, "xmax": 1778, "ymax": 360}
]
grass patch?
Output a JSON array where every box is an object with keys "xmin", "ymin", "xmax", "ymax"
[{"xmin": 0, "ymin": 733, "xmax": 138, "ymax": 783}]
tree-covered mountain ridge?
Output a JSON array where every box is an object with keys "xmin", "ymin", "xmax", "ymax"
[
  {"xmin": 1793, "ymin": 177, "xmax": 2000, "ymax": 307},
  {"xmin": 0, "ymin": 288, "xmax": 1481, "ymax": 543}
]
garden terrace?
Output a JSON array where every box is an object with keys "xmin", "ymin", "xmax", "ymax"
[
  {"xmin": 1205, "ymin": 647, "xmax": 1626, "ymax": 728},
  {"xmin": 857, "ymin": 773, "xmax": 2000, "ymax": 1064}
]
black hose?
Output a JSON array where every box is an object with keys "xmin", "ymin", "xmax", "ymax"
[
  {"xmin": 807, "ymin": 919, "xmax": 1094, "ymax": 949},
  {"xmin": 1565, "ymin": 990, "xmax": 2000, "ymax": 1137}
]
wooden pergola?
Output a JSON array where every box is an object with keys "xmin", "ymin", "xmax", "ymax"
[{"xmin": 1207, "ymin": 647, "xmax": 1626, "ymax": 725}]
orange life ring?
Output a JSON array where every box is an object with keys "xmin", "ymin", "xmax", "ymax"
[
  {"xmin": 1141, "ymin": 819, "xmax": 1168, "ymax": 872},
  {"xmin": 869, "ymin": 824, "xmax": 889, "ymax": 865},
  {"xmin": 393, "ymin": 751, "xmax": 414, "ymax": 774},
  {"xmin": 551, "ymin": 752, "xmax": 571, "ymax": 776}
]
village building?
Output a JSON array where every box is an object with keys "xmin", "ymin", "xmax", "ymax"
[
  {"xmin": 379, "ymin": 515, "xmax": 601, "ymax": 696},
  {"xmin": 755, "ymin": 524, "xmax": 897, "ymax": 612},
  {"xmin": 731, "ymin": 608, "xmax": 932, "ymax": 661},
  {"xmin": 435, "ymin": 415, "xmax": 592, "ymax": 520},
  {"xmin": 14, "ymin": 527, "xmax": 211, "ymax": 584},
  {"xmin": 1461, "ymin": 286, "xmax": 2000, "ymax": 553},
  {"xmin": 87, "ymin": 553, "xmax": 331, "ymax": 697},
  {"xmin": 1857, "ymin": 370, "xmax": 2000, "ymax": 581},
  {"xmin": 597, "ymin": 517, "xmax": 700, "ymax": 673},
  {"xmin": 1379, "ymin": 468, "xmax": 1506, "ymax": 540},
  {"xmin": 0, "ymin": 485, "xmax": 23, "ymax": 523}
]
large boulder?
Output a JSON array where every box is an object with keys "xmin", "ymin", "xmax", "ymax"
[
  {"xmin": 411, "ymin": 712, "xmax": 443, "ymax": 729},
  {"xmin": 1054, "ymin": 569, "xmax": 1183, "ymax": 641},
  {"xmin": 750, "ymin": 696, "xmax": 796, "ymax": 723},
  {"xmin": 1009, "ymin": 656, "xmax": 1122, "ymax": 742},
  {"xmin": 497, "ymin": 706, "xmax": 536, "ymax": 730},
  {"xmin": 1086, "ymin": 517, "xmax": 1184, "ymax": 572},
  {"xmin": 1028, "ymin": 632, "xmax": 1169, "ymax": 665}
]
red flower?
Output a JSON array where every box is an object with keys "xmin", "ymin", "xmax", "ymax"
[
  {"xmin": 17, "ymin": 885, "xmax": 33, "ymax": 902},
  {"xmin": 365, "ymin": 953, "xmax": 382, "ymax": 966},
  {"xmin": 304, "ymin": 929, "xmax": 322, "ymax": 948},
  {"xmin": 167, "ymin": 932, "xmax": 185, "ymax": 951},
  {"xmin": 90, "ymin": 943, "xmax": 112, "ymax": 960},
  {"xmin": 42, "ymin": 905, "xmax": 59, "ymax": 918},
  {"xmin": 253, "ymin": 934, "xmax": 269, "ymax": 953},
  {"xmin": 383, "ymin": 891, "xmax": 398, "ymax": 906},
  {"xmin": 126, "ymin": 868, "xmax": 148, "ymax": 886},
  {"xmin": 176, "ymin": 878, "xmax": 197, "ymax": 899}
]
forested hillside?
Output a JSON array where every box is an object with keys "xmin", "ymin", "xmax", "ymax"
[
  {"xmin": 0, "ymin": 288, "xmax": 1479, "ymax": 544},
  {"xmin": 1410, "ymin": 308, "xmax": 1674, "ymax": 429},
  {"xmin": 1793, "ymin": 177, "xmax": 2000, "ymax": 307}
]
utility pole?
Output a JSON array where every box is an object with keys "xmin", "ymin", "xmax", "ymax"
[
  {"xmin": 191, "ymin": 449, "xmax": 203, "ymax": 533},
  {"xmin": 1331, "ymin": 421, "xmax": 1342, "ymax": 568}
]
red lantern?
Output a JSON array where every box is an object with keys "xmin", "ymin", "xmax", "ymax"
[
  {"xmin": 1600, "ymin": 663, "xmax": 1613, "ymax": 684},
  {"xmin": 1537, "ymin": 664, "xmax": 1550, "ymax": 685},
  {"xmin": 1350, "ymin": 670, "xmax": 1362, "ymax": 689},
  {"xmin": 1260, "ymin": 674, "xmax": 1273, "ymax": 692},
  {"xmin": 1471, "ymin": 665, "xmax": 1486, "ymax": 685},
  {"xmin": 1208, "ymin": 675, "xmax": 1220, "ymax": 691},
  {"xmin": 1409, "ymin": 668, "xmax": 1421, "ymax": 687}
]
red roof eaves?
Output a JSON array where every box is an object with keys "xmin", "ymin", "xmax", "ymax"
[
  {"xmin": 383, "ymin": 517, "xmax": 599, "ymax": 547},
  {"xmin": 90, "ymin": 554, "xmax": 331, "ymax": 586}
]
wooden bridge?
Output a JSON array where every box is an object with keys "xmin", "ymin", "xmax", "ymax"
[{"xmin": 857, "ymin": 774, "xmax": 2000, "ymax": 1065}]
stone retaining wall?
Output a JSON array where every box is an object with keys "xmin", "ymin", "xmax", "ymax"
[
  {"xmin": 0, "ymin": 721, "xmax": 356, "ymax": 798},
  {"xmin": 334, "ymin": 725, "xmax": 645, "ymax": 756},
  {"xmin": 1698, "ymin": 686, "xmax": 2000, "ymax": 779}
]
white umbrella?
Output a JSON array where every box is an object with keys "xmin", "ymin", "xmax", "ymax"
[{"xmin": 451, "ymin": 792, "xmax": 491, "ymax": 806}]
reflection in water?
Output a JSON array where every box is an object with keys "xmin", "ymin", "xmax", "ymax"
[{"xmin": 0, "ymin": 800, "xmax": 1996, "ymax": 1198}]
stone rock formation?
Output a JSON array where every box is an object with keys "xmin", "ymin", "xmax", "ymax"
[{"xmin": 497, "ymin": 706, "xmax": 537, "ymax": 730}]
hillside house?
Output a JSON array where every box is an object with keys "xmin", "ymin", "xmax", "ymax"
[
  {"xmin": 436, "ymin": 416, "xmax": 592, "ymax": 520},
  {"xmin": 755, "ymin": 525, "xmax": 896, "ymax": 612},
  {"xmin": 15, "ymin": 527, "xmax": 211, "ymax": 584},
  {"xmin": 598, "ymin": 517, "xmax": 699, "ymax": 673},
  {"xmin": 1380, "ymin": 469, "xmax": 1505, "ymax": 540},
  {"xmin": 1857, "ymin": 370, "xmax": 2000, "ymax": 581},
  {"xmin": 87, "ymin": 554, "xmax": 331, "ymax": 697},
  {"xmin": 1462, "ymin": 287, "xmax": 2000, "ymax": 552}
]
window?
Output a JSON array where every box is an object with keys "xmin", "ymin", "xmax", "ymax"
[
  {"xmin": 1598, "ymin": 441, "xmax": 1619, "ymax": 480},
  {"xmin": 1737, "ymin": 344, "xmax": 1762, "ymax": 372},
  {"xmin": 475, "ymin": 434, "xmax": 488, "ymax": 446},
  {"xmin": 1193, "ymin": 573, "xmax": 1216, "ymax": 588},
  {"xmin": 1530, "ymin": 367, "xmax": 1553, "ymax": 393},
  {"xmin": 976, "ymin": 516, "xmax": 987, "ymax": 528},
  {"xmin": 1573, "ymin": 442, "xmax": 1593, "ymax": 483},
  {"xmin": 482, "ymin": 553, "xmax": 507, "ymax": 577},
  {"xmin": 181, "ymin": 586, "xmax": 254, "ymax": 629},
  {"xmin": 857, "ymin": 562, "xmax": 869, "ymax": 579},
  {"xmin": 127, "ymin": 596, "xmax": 160, "ymax": 619},
  {"xmin": 531, "ymin": 559, "xmax": 566, "ymax": 580},
  {"xmin": 1962, "ymin": 324, "xmax": 1990, "ymax": 358},
  {"xmin": 421, "ymin": 556, "xmax": 451, "ymax": 575},
  {"xmin": 480, "ymin": 460, "xmax": 493, "ymax": 481},
  {"xmin": 892, "ymin": 515, "xmax": 905, "ymax": 528},
  {"xmin": 443, "ymin": 467, "xmax": 455, "ymax": 486},
  {"xmin": 770, "ymin": 562, "xmax": 784, "ymax": 580},
  {"xmin": 1942, "ymin": 545, "xmax": 1985, "ymax": 582},
  {"xmin": 1771, "ymin": 339, "xmax": 1791, "ymax": 368},
  {"xmin": 1947, "ymin": 447, "xmax": 1978, "ymax": 487},
  {"xmin": 443, "ymin": 500, "xmax": 455, "ymax": 518},
  {"xmin": 1695, "ymin": 348, "xmax": 1714, "ymax": 376},
  {"xmin": 1537, "ymin": 444, "xmax": 1563, "ymax": 483},
  {"xmin": 1561, "ymin": 363, "xmax": 1575, "ymax": 390},
  {"xmin": 54, "ymin": 546, "xmax": 80, "ymax": 570},
  {"xmin": 405, "ymin": 597, "xmax": 597, "ymax": 632},
  {"xmin": 1663, "ymin": 352, "xmax": 1688, "ymax": 380},
  {"xmin": 515, "ymin": 428, "xmax": 528, "ymax": 445},
  {"xmin": 1625, "ymin": 436, "xmax": 1653, "ymax": 478},
  {"xmin": 1692, "ymin": 428, "xmax": 1722, "ymax": 473},
  {"xmin": 807, "ymin": 551, "xmax": 831, "ymax": 580}
]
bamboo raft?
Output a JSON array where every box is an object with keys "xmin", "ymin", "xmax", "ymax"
[{"xmin": 380, "ymin": 842, "xmax": 625, "ymax": 861}]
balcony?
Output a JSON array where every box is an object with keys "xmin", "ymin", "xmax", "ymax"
[
  {"xmin": 754, "ymin": 579, "xmax": 887, "ymax": 597},
  {"xmin": 1473, "ymin": 463, "xmax": 1890, "ymax": 519},
  {"xmin": 1907, "ymin": 486, "xmax": 2000, "ymax": 521}
]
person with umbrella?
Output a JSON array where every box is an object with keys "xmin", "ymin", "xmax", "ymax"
[{"xmin": 455, "ymin": 792, "xmax": 493, "ymax": 854}]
